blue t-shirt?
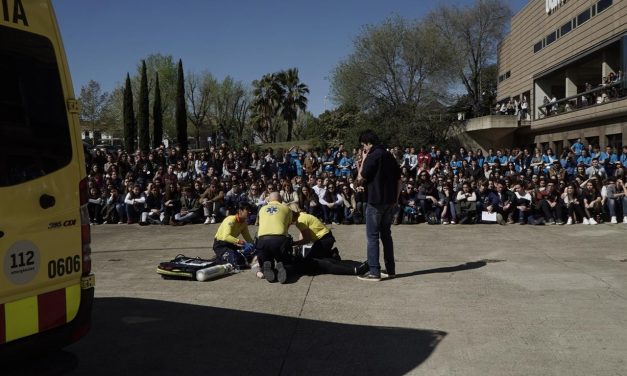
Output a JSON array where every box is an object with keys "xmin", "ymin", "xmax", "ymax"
[{"xmin": 571, "ymin": 142, "xmax": 584, "ymax": 156}]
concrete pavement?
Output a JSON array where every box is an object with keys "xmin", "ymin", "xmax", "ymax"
[{"xmin": 19, "ymin": 222, "xmax": 627, "ymax": 375}]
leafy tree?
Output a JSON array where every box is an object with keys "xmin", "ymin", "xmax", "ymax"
[
  {"xmin": 331, "ymin": 17, "xmax": 451, "ymax": 113},
  {"xmin": 175, "ymin": 59, "xmax": 188, "ymax": 153},
  {"xmin": 153, "ymin": 73, "xmax": 164, "ymax": 149},
  {"xmin": 250, "ymin": 73, "xmax": 284, "ymax": 143},
  {"xmin": 277, "ymin": 68, "xmax": 309, "ymax": 142},
  {"xmin": 211, "ymin": 76, "xmax": 250, "ymax": 146},
  {"xmin": 134, "ymin": 54, "xmax": 177, "ymax": 138},
  {"xmin": 316, "ymin": 105, "xmax": 363, "ymax": 145},
  {"xmin": 123, "ymin": 73, "xmax": 136, "ymax": 152},
  {"xmin": 292, "ymin": 111, "xmax": 318, "ymax": 141},
  {"xmin": 427, "ymin": 0, "xmax": 511, "ymax": 117},
  {"xmin": 137, "ymin": 61, "xmax": 150, "ymax": 153},
  {"xmin": 330, "ymin": 17, "xmax": 454, "ymax": 147},
  {"xmin": 186, "ymin": 70, "xmax": 214, "ymax": 148},
  {"xmin": 78, "ymin": 80, "xmax": 110, "ymax": 145}
]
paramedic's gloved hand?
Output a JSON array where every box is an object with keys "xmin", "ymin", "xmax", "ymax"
[{"xmin": 242, "ymin": 242, "xmax": 256, "ymax": 257}]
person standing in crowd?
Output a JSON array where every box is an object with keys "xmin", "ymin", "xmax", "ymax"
[
  {"xmin": 356, "ymin": 129, "xmax": 401, "ymax": 281},
  {"xmin": 256, "ymin": 192, "xmax": 292, "ymax": 284}
]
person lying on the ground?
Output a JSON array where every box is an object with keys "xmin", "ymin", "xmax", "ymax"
[{"xmin": 291, "ymin": 209, "xmax": 368, "ymax": 276}]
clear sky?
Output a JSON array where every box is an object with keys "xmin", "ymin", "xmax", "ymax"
[{"xmin": 54, "ymin": 0, "xmax": 529, "ymax": 116}]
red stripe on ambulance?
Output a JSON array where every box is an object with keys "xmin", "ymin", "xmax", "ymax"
[{"xmin": 38, "ymin": 289, "xmax": 66, "ymax": 332}]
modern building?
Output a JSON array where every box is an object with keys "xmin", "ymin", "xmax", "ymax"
[{"xmin": 462, "ymin": 0, "xmax": 626, "ymax": 154}]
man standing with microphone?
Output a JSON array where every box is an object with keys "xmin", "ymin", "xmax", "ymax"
[{"xmin": 357, "ymin": 130, "xmax": 402, "ymax": 281}]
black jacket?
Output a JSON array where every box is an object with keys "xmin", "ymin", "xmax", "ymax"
[{"xmin": 361, "ymin": 145, "xmax": 401, "ymax": 205}]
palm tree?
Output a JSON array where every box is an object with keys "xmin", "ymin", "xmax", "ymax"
[
  {"xmin": 250, "ymin": 73, "xmax": 283, "ymax": 143},
  {"xmin": 278, "ymin": 68, "xmax": 309, "ymax": 142}
]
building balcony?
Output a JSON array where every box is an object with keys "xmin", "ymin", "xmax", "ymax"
[{"xmin": 533, "ymin": 80, "xmax": 627, "ymax": 130}]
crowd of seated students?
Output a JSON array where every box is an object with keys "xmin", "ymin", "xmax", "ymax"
[{"xmin": 84, "ymin": 140, "xmax": 627, "ymax": 227}]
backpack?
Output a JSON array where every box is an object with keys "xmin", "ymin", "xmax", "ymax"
[
  {"xmin": 157, "ymin": 254, "xmax": 218, "ymax": 280},
  {"xmin": 426, "ymin": 212, "xmax": 439, "ymax": 225}
]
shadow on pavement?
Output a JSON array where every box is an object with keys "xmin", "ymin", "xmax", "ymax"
[
  {"xmin": 16, "ymin": 297, "xmax": 446, "ymax": 376},
  {"xmin": 393, "ymin": 261, "xmax": 487, "ymax": 280}
]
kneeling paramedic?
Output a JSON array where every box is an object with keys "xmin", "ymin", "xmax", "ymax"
[
  {"xmin": 291, "ymin": 209, "xmax": 368, "ymax": 276},
  {"xmin": 213, "ymin": 202, "xmax": 255, "ymax": 270},
  {"xmin": 256, "ymin": 192, "xmax": 292, "ymax": 284}
]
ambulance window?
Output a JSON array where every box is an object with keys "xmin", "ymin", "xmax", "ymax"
[{"xmin": 0, "ymin": 26, "xmax": 72, "ymax": 187}]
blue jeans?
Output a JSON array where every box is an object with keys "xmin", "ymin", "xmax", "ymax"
[
  {"xmin": 607, "ymin": 197, "xmax": 627, "ymax": 218},
  {"xmin": 365, "ymin": 203, "xmax": 395, "ymax": 276}
]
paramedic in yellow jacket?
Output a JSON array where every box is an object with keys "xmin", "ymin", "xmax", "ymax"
[
  {"xmin": 213, "ymin": 202, "xmax": 254, "ymax": 269},
  {"xmin": 257, "ymin": 192, "xmax": 292, "ymax": 284},
  {"xmin": 291, "ymin": 209, "xmax": 368, "ymax": 276}
]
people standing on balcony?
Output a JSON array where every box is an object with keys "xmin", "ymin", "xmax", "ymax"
[
  {"xmin": 550, "ymin": 96, "xmax": 558, "ymax": 115},
  {"xmin": 543, "ymin": 96, "xmax": 551, "ymax": 116},
  {"xmin": 520, "ymin": 96, "xmax": 529, "ymax": 120},
  {"xmin": 506, "ymin": 100, "xmax": 515, "ymax": 115}
]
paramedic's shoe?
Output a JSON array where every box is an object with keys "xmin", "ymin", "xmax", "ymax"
[
  {"xmin": 262, "ymin": 261, "xmax": 276, "ymax": 283},
  {"xmin": 276, "ymin": 262, "xmax": 288, "ymax": 284},
  {"xmin": 354, "ymin": 261, "xmax": 369, "ymax": 276}
]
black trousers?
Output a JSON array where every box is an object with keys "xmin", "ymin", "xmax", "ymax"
[
  {"xmin": 213, "ymin": 240, "xmax": 246, "ymax": 267},
  {"xmin": 309, "ymin": 232, "xmax": 335, "ymax": 259},
  {"xmin": 300, "ymin": 232, "xmax": 359, "ymax": 275},
  {"xmin": 256, "ymin": 235, "xmax": 291, "ymax": 266}
]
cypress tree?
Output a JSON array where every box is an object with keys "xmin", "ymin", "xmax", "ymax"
[
  {"xmin": 175, "ymin": 59, "xmax": 188, "ymax": 154},
  {"xmin": 152, "ymin": 72, "xmax": 163, "ymax": 149},
  {"xmin": 137, "ymin": 60, "xmax": 150, "ymax": 153},
  {"xmin": 123, "ymin": 73, "xmax": 136, "ymax": 153}
]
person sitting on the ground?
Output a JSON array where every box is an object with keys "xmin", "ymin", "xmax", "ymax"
[
  {"xmin": 87, "ymin": 186, "xmax": 104, "ymax": 225},
  {"xmin": 582, "ymin": 179, "xmax": 602, "ymax": 225},
  {"xmin": 290, "ymin": 209, "xmax": 368, "ymax": 276},
  {"xmin": 455, "ymin": 182, "xmax": 477, "ymax": 224},
  {"xmin": 319, "ymin": 182, "xmax": 343, "ymax": 224},
  {"xmin": 173, "ymin": 186, "xmax": 202, "ymax": 225},
  {"xmin": 539, "ymin": 181, "xmax": 564, "ymax": 225},
  {"xmin": 438, "ymin": 184, "xmax": 457, "ymax": 224},
  {"xmin": 161, "ymin": 183, "xmax": 181, "ymax": 225},
  {"xmin": 398, "ymin": 183, "xmax": 418, "ymax": 224},
  {"xmin": 256, "ymin": 192, "xmax": 292, "ymax": 284},
  {"xmin": 102, "ymin": 186, "xmax": 125, "ymax": 224},
  {"xmin": 212, "ymin": 202, "xmax": 255, "ymax": 271},
  {"xmin": 200, "ymin": 181, "xmax": 224, "ymax": 224},
  {"xmin": 606, "ymin": 178, "xmax": 627, "ymax": 224},
  {"xmin": 124, "ymin": 184, "xmax": 146, "ymax": 224},
  {"xmin": 224, "ymin": 181, "xmax": 248, "ymax": 216},
  {"xmin": 339, "ymin": 184, "xmax": 357, "ymax": 224},
  {"xmin": 513, "ymin": 182, "xmax": 533, "ymax": 224},
  {"xmin": 562, "ymin": 184, "xmax": 586, "ymax": 224},
  {"xmin": 140, "ymin": 184, "xmax": 163, "ymax": 225}
]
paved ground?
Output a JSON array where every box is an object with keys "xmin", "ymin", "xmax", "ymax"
[{"xmin": 19, "ymin": 222, "xmax": 627, "ymax": 375}]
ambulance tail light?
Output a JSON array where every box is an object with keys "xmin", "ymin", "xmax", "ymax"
[{"xmin": 79, "ymin": 177, "xmax": 92, "ymax": 275}]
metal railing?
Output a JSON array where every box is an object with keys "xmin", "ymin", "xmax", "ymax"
[{"xmin": 536, "ymin": 79, "xmax": 625, "ymax": 118}]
